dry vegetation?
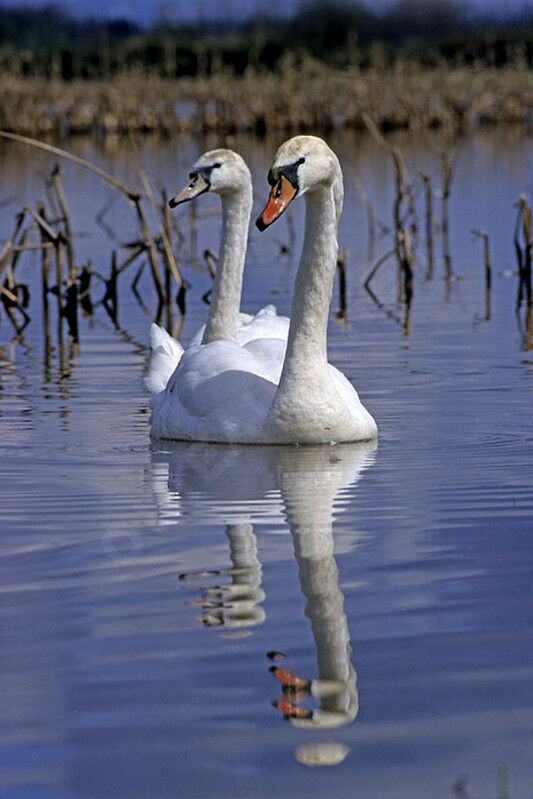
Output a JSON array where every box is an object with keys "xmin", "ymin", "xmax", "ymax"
[
  {"xmin": 1, "ymin": 124, "xmax": 531, "ymax": 358},
  {"xmin": 2, "ymin": 56, "xmax": 533, "ymax": 137}
]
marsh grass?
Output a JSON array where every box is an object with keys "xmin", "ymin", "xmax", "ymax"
[{"xmin": 1, "ymin": 57, "xmax": 533, "ymax": 137}]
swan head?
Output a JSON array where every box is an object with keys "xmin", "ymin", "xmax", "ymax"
[
  {"xmin": 169, "ymin": 149, "xmax": 251, "ymax": 208},
  {"xmin": 256, "ymin": 135, "xmax": 340, "ymax": 230}
]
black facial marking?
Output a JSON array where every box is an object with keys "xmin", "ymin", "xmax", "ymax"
[
  {"xmin": 268, "ymin": 156, "xmax": 306, "ymax": 190},
  {"xmin": 189, "ymin": 162, "xmax": 221, "ymax": 186}
]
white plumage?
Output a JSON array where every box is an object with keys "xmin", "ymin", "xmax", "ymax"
[
  {"xmin": 150, "ymin": 136, "xmax": 377, "ymax": 444},
  {"xmin": 145, "ymin": 149, "xmax": 289, "ymax": 395}
]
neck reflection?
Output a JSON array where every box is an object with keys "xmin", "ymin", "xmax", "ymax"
[{"xmin": 150, "ymin": 439, "xmax": 376, "ymax": 738}]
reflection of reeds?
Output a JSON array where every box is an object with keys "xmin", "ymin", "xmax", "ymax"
[
  {"xmin": 514, "ymin": 194, "xmax": 533, "ymax": 309},
  {"xmin": 421, "ymin": 173, "xmax": 435, "ymax": 279},
  {"xmin": 2, "ymin": 59, "xmax": 533, "ymax": 137},
  {"xmin": 471, "ymin": 229, "xmax": 492, "ymax": 321},
  {"xmin": 334, "ymin": 248, "xmax": 348, "ymax": 327},
  {"xmin": 513, "ymin": 194, "xmax": 533, "ymax": 349}
]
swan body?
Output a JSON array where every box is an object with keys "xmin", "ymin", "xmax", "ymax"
[
  {"xmin": 145, "ymin": 149, "xmax": 289, "ymax": 395},
  {"xmin": 150, "ymin": 136, "xmax": 377, "ymax": 444}
]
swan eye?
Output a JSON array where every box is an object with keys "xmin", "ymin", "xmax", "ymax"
[
  {"xmin": 213, "ymin": 162, "xmax": 222, "ymax": 169},
  {"xmin": 298, "ymin": 157, "xmax": 306, "ymax": 165},
  {"xmin": 275, "ymin": 181, "xmax": 282, "ymax": 198}
]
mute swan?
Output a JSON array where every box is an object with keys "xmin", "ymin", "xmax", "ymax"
[
  {"xmin": 150, "ymin": 136, "xmax": 377, "ymax": 444},
  {"xmin": 145, "ymin": 148, "xmax": 289, "ymax": 394}
]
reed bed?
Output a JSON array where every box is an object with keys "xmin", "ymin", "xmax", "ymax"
[
  {"xmin": 1, "ymin": 128, "xmax": 531, "ymax": 361},
  {"xmin": 2, "ymin": 58, "xmax": 533, "ymax": 138},
  {"xmin": 0, "ymin": 131, "xmax": 193, "ymax": 368}
]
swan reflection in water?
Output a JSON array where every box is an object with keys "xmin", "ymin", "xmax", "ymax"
[{"xmin": 150, "ymin": 439, "xmax": 376, "ymax": 760}]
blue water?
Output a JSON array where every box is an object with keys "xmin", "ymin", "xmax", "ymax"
[{"xmin": 0, "ymin": 129, "xmax": 532, "ymax": 798}]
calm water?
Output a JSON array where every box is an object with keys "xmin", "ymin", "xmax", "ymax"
[{"xmin": 1, "ymin": 129, "xmax": 532, "ymax": 798}]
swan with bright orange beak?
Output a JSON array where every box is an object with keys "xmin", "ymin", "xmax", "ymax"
[
  {"xmin": 256, "ymin": 135, "xmax": 343, "ymax": 231},
  {"xmin": 255, "ymin": 164, "xmax": 300, "ymax": 230}
]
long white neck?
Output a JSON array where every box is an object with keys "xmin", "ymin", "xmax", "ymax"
[
  {"xmin": 202, "ymin": 184, "xmax": 252, "ymax": 344},
  {"xmin": 277, "ymin": 181, "xmax": 338, "ymax": 386}
]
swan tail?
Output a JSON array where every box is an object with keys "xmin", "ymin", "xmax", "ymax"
[{"xmin": 144, "ymin": 323, "xmax": 184, "ymax": 394}]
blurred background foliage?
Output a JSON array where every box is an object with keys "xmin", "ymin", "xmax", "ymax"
[{"xmin": 1, "ymin": 0, "xmax": 533, "ymax": 79}]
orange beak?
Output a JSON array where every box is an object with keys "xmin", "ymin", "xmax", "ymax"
[{"xmin": 256, "ymin": 175, "xmax": 297, "ymax": 231}]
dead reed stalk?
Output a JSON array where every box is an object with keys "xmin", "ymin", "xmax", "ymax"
[
  {"xmin": 51, "ymin": 163, "xmax": 75, "ymax": 274},
  {"xmin": 440, "ymin": 152, "xmax": 455, "ymax": 283},
  {"xmin": 514, "ymin": 194, "xmax": 533, "ymax": 309},
  {"xmin": 421, "ymin": 173, "xmax": 435, "ymax": 279}
]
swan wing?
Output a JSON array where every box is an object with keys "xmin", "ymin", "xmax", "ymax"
[
  {"xmin": 150, "ymin": 340, "xmax": 278, "ymax": 442},
  {"xmin": 145, "ymin": 324, "xmax": 185, "ymax": 394},
  {"xmin": 328, "ymin": 364, "xmax": 378, "ymax": 437}
]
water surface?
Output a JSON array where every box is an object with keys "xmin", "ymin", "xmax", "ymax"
[{"xmin": 1, "ymin": 129, "xmax": 532, "ymax": 798}]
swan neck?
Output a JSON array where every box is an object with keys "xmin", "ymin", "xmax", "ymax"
[
  {"xmin": 202, "ymin": 186, "xmax": 252, "ymax": 344},
  {"xmin": 279, "ymin": 185, "xmax": 338, "ymax": 379}
]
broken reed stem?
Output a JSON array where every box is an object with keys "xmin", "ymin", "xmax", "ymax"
[
  {"xmin": 26, "ymin": 207, "xmax": 59, "ymax": 243},
  {"xmin": 0, "ymin": 210, "xmax": 26, "ymax": 280},
  {"xmin": 514, "ymin": 195, "xmax": 533, "ymax": 308},
  {"xmin": 0, "ymin": 284, "xmax": 18, "ymax": 303},
  {"xmin": 51, "ymin": 162, "xmax": 75, "ymax": 275},
  {"xmin": 441, "ymin": 153, "xmax": 454, "ymax": 281},
  {"xmin": 421, "ymin": 173, "xmax": 434, "ymax": 279},
  {"xmin": 37, "ymin": 202, "xmax": 51, "ymax": 312},
  {"xmin": 55, "ymin": 237, "xmax": 65, "ymax": 323},
  {"xmin": 398, "ymin": 228, "xmax": 414, "ymax": 304},
  {"xmin": 11, "ymin": 241, "xmax": 54, "ymax": 252},
  {"xmin": 139, "ymin": 169, "xmax": 184, "ymax": 293}
]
